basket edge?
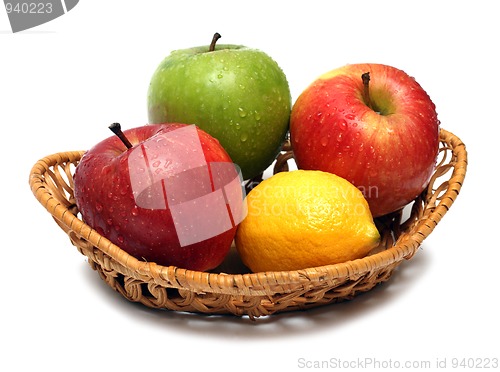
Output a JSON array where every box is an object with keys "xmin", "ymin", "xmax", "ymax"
[{"xmin": 28, "ymin": 128, "xmax": 467, "ymax": 297}]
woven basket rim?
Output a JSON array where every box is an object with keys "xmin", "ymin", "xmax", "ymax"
[{"xmin": 29, "ymin": 128, "xmax": 467, "ymax": 296}]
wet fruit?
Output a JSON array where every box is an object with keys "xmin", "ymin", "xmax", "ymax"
[
  {"xmin": 235, "ymin": 170, "xmax": 380, "ymax": 272},
  {"xmin": 147, "ymin": 33, "xmax": 291, "ymax": 180}
]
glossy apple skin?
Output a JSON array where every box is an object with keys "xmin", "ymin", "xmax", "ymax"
[
  {"xmin": 147, "ymin": 44, "xmax": 291, "ymax": 180},
  {"xmin": 290, "ymin": 64, "xmax": 440, "ymax": 217},
  {"xmin": 73, "ymin": 124, "xmax": 239, "ymax": 271}
]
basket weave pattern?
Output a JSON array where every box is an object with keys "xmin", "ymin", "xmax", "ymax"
[{"xmin": 29, "ymin": 129, "xmax": 467, "ymax": 318}]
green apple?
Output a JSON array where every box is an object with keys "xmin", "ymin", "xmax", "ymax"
[{"xmin": 147, "ymin": 33, "xmax": 291, "ymax": 180}]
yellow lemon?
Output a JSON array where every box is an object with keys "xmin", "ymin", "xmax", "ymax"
[{"xmin": 235, "ymin": 170, "xmax": 380, "ymax": 272}]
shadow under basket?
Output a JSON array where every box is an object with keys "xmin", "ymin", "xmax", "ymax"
[{"xmin": 29, "ymin": 128, "xmax": 467, "ymax": 319}]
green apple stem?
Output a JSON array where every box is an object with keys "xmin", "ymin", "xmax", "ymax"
[
  {"xmin": 362, "ymin": 72, "xmax": 374, "ymax": 110},
  {"xmin": 209, "ymin": 32, "xmax": 221, "ymax": 52},
  {"xmin": 109, "ymin": 122, "xmax": 133, "ymax": 149}
]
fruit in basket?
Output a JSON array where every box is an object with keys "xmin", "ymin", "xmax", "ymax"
[
  {"xmin": 147, "ymin": 32, "xmax": 291, "ymax": 180},
  {"xmin": 235, "ymin": 170, "xmax": 380, "ymax": 272},
  {"xmin": 290, "ymin": 63, "xmax": 440, "ymax": 217},
  {"xmin": 73, "ymin": 123, "xmax": 246, "ymax": 271}
]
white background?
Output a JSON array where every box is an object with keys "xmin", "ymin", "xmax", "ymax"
[{"xmin": 1, "ymin": 1, "xmax": 498, "ymax": 371}]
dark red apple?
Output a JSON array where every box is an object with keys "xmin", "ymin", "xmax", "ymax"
[
  {"xmin": 73, "ymin": 123, "xmax": 245, "ymax": 271},
  {"xmin": 290, "ymin": 63, "xmax": 440, "ymax": 217}
]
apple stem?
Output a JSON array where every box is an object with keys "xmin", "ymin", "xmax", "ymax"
[
  {"xmin": 362, "ymin": 72, "xmax": 374, "ymax": 110},
  {"xmin": 109, "ymin": 122, "xmax": 133, "ymax": 149},
  {"xmin": 209, "ymin": 32, "xmax": 221, "ymax": 52}
]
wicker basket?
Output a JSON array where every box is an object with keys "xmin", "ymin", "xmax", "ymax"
[{"xmin": 29, "ymin": 128, "xmax": 467, "ymax": 319}]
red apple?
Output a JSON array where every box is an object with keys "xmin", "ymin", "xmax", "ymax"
[
  {"xmin": 73, "ymin": 123, "xmax": 246, "ymax": 271},
  {"xmin": 290, "ymin": 63, "xmax": 440, "ymax": 217}
]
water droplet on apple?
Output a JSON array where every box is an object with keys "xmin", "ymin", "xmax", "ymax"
[
  {"xmin": 223, "ymin": 66, "xmax": 228, "ymax": 71},
  {"xmin": 320, "ymin": 137, "xmax": 328, "ymax": 147},
  {"xmin": 240, "ymin": 133, "xmax": 248, "ymax": 142},
  {"xmin": 369, "ymin": 146, "xmax": 377, "ymax": 159},
  {"xmin": 152, "ymin": 160, "xmax": 161, "ymax": 167},
  {"xmin": 106, "ymin": 218, "xmax": 113, "ymax": 226},
  {"xmin": 254, "ymin": 111, "xmax": 261, "ymax": 121},
  {"xmin": 238, "ymin": 107, "xmax": 247, "ymax": 118},
  {"xmin": 96, "ymin": 203, "xmax": 103, "ymax": 212},
  {"xmin": 117, "ymin": 235, "xmax": 125, "ymax": 245},
  {"xmin": 107, "ymin": 191, "xmax": 113, "ymax": 198},
  {"xmin": 239, "ymin": 84, "xmax": 245, "ymax": 90},
  {"xmin": 336, "ymin": 132, "xmax": 344, "ymax": 142},
  {"xmin": 338, "ymin": 120, "xmax": 348, "ymax": 130},
  {"xmin": 345, "ymin": 114, "xmax": 356, "ymax": 121},
  {"xmin": 217, "ymin": 74, "xmax": 223, "ymax": 79},
  {"xmin": 131, "ymin": 207, "xmax": 139, "ymax": 216}
]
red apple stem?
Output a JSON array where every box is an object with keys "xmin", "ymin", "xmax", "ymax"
[
  {"xmin": 362, "ymin": 72, "xmax": 374, "ymax": 110},
  {"xmin": 209, "ymin": 32, "xmax": 221, "ymax": 52},
  {"xmin": 109, "ymin": 122, "xmax": 133, "ymax": 149}
]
